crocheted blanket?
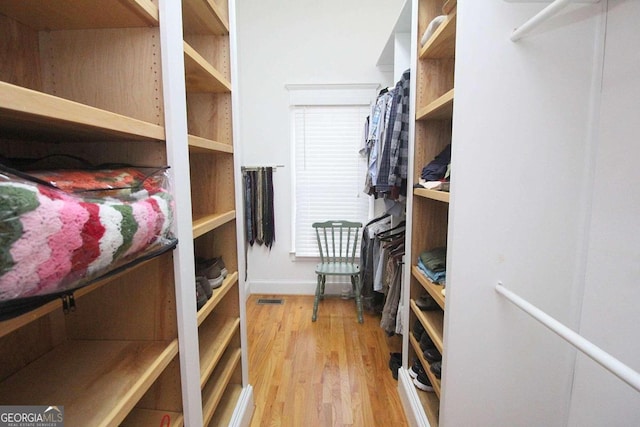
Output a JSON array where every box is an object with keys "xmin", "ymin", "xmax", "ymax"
[{"xmin": 0, "ymin": 166, "xmax": 175, "ymax": 303}]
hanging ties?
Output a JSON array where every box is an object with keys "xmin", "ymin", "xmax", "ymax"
[{"xmin": 242, "ymin": 166, "xmax": 276, "ymax": 249}]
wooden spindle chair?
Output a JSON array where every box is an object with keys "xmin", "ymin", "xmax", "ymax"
[{"xmin": 311, "ymin": 220, "xmax": 363, "ymax": 323}]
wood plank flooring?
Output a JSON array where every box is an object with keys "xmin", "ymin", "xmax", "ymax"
[{"xmin": 247, "ymin": 294, "xmax": 407, "ymax": 427}]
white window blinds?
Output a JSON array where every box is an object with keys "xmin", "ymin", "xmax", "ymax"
[{"xmin": 292, "ymin": 104, "xmax": 370, "ymax": 257}]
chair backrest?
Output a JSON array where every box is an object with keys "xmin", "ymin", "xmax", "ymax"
[{"xmin": 312, "ymin": 220, "xmax": 363, "ymax": 264}]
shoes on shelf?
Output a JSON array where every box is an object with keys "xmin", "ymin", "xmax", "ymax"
[
  {"xmin": 409, "ymin": 359, "xmax": 425, "ymax": 379},
  {"xmin": 413, "ymin": 371, "xmax": 434, "ymax": 392},
  {"xmin": 419, "ymin": 331, "xmax": 435, "ymax": 351},
  {"xmin": 196, "ymin": 256, "xmax": 226, "ymax": 289},
  {"xmin": 423, "ymin": 347, "xmax": 442, "ymax": 363},
  {"xmin": 196, "ymin": 275, "xmax": 212, "ymax": 299},
  {"xmin": 388, "ymin": 352, "xmax": 402, "ymax": 380},
  {"xmin": 412, "ymin": 320, "xmax": 425, "ymax": 341},
  {"xmin": 430, "ymin": 360, "xmax": 442, "ymax": 379},
  {"xmin": 416, "ymin": 293, "xmax": 439, "ymax": 311},
  {"xmin": 195, "ymin": 278, "xmax": 208, "ymax": 310}
]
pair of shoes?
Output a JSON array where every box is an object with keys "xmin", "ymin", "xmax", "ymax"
[
  {"xmin": 195, "ymin": 278, "xmax": 208, "ymax": 310},
  {"xmin": 423, "ymin": 347, "xmax": 442, "ymax": 363},
  {"xmin": 196, "ymin": 256, "xmax": 227, "ymax": 289},
  {"xmin": 430, "ymin": 361, "xmax": 442, "ymax": 379},
  {"xmin": 416, "ymin": 293, "xmax": 439, "ymax": 311},
  {"xmin": 388, "ymin": 352, "xmax": 402, "ymax": 380},
  {"xmin": 419, "ymin": 331, "xmax": 435, "ymax": 351},
  {"xmin": 409, "ymin": 359, "xmax": 434, "ymax": 392},
  {"xmin": 413, "ymin": 320, "xmax": 425, "ymax": 341}
]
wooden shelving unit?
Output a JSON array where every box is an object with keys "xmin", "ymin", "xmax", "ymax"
[
  {"xmin": 181, "ymin": 0, "xmax": 247, "ymax": 422},
  {"xmin": 416, "ymin": 88, "xmax": 454, "ymax": 121},
  {"xmin": 414, "ymin": 187, "xmax": 451, "ymax": 203},
  {"xmin": 404, "ymin": 0, "xmax": 456, "ymax": 424},
  {"xmin": 0, "ymin": 0, "xmax": 250, "ymax": 424},
  {"xmin": 412, "ymin": 265, "xmax": 446, "ymax": 309}
]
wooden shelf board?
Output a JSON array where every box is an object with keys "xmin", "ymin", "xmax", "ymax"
[
  {"xmin": 412, "ymin": 265, "xmax": 446, "ymax": 309},
  {"xmin": 184, "ymin": 42, "xmax": 232, "ymax": 93},
  {"xmin": 414, "ymin": 188, "xmax": 450, "ymax": 203},
  {"xmin": 0, "ymin": 0, "xmax": 158, "ymax": 30},
  {"xmin": 0, "ymin": 82, "xmax": 164, "ymax": 142},
  {"xmin": 122, "ymin": 409, "xmax": 184, "ymax": 427},
  {"xmin": 419, "ymin": 9, "xmax": 457, "ymax": 59},
  {"xmin": 0, "ymin": 339, "xmax": 178, "ymax": 427},
  {"xmin": 207, "ymin": 384, "xmax": 243, "ymax": 426},
  {"xmin": 416, "ymin": 385, "xmax": 440, "ymax": 427},
  {"xmin": 0, "ymin": 257, "xmax": 160, "ymax": 340},
  {"xmin": 199, "ymin": 317, "xmax": 241, "ymax": 388},
  {"xmin": 416, "ymin": 89, "xmax": 454, "ymax": 121},
  {"xmin": 192, "ymin": 210, "xmax": 236, "ymax": 238},
  {"xmin": 197, "ymin": 272, "xmax": 239, "ymax": 326},
  {"xmin": 442, "ymin": 0, "xmax": 457, "ymax": 15},
  {"xmin": 411, "ymin": 300, "xmax": 444, "ymax": 354},
  {"xmin": 202, "ymin": 348, "xmax": 242, "ymax": 426},
  {"xmin": 182, "ymin": 0, "xmax": 229, "ymax": 35},
  {"xmin": 409, "ymin": 334, "xmax": 442, "ymax": 398},
  {"xmin": 188, "ymin": 134, "xmax": 234, "ymax": 154}
]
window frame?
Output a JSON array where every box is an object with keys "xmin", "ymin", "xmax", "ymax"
[{"xmin": 286, "ymin": 83, "xmax": 379, "ymax": 258}]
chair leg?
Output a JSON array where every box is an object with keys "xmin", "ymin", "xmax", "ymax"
[
  {"xmin": 312, "ymin": 274, "xmax": 322, "ymax": 322},
  {"xmin": 320, "ymin": 275, "xmax": 326, "ymax": 299},
  {"xmin": 352, "ymin": 275, "xmax": 364, "ymax": 324}
]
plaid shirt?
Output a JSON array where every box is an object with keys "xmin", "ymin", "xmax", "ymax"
[{"xmin": 388, "ymin": 69, "xmax": 410, "ymax": 193}]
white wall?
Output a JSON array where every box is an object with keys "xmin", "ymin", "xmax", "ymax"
[
  {"xmin": 567, "ymin": 1, "xmax": 640, "ymax": 425},
  {"xmin": 442, "ymin": 1, "xmax": 624, "ymax": 425},
  {"xmin": 235, "ymin": 0, "xmax": 405, "ymax": 294}
]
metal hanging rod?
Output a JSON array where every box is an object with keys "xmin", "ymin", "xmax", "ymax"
[
  {"xmin": 241, "ymin": 165, "xmax": 285, "ymax": 172},
  {"xmin": 510, "ymin": 0, "xmax": 600, "ymax": 42},
  {"xmin": 495, "ymin": 282, "xmax": 640, "ymax": 393}
]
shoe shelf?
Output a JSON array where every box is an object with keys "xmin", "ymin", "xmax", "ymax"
[
  {"xmin": 122, "ymin": 409, "xmax": 184, "ymax": 427},
  {"xmin": 0, "ymin": 339, "xmax": 178, "ymax": 426},
  {"xmin": 414, "ymin": 187, "xmax": 451, "ymax": 203},
  {"xmin": 412, "ymin": 265, "xmax": 446, "ymax": 310},
  {"xmin": 0, "ymin": 82, "xmax": 165, "ymax": 142},
  {"xmin": 409, "ymin": 333, "xmax": 442, "ymax": 398},
  {"xmin": 0, "ymin": 0, "xmax": 158, "ymax": 30},
  {"xmin": 197, "ymin": 272, "xmax": 239, "ymax": 326},
  {"xmin": 419, "ymin": 8, "xmax": 456, "ymax": 60},
  {"xmin": 207, "ymin": 383, "xmax": 243, "ymax": 426},
  {"xmin": 199, "ymin": 316, "xmax": 241, "ymax": 387},
  {"xmin": 202, "ymin": 347, "xmax": 242, "ymax": 425},
  {"xmin": 416, "ymin": 88, "xmax": 454, "ymax": 121},
  {"xmin": 410, "ymin": 299, "xmax": 444, "ymax": 354},
  {"xmin": 182, "ymin": 0, "xmax": 230, "ymax": 36},
  {"xmin": 184, "ymin": 41, "xmax": 232, "ymax": 93},
  {"xmin": 417, "ymin": 388, "xmax": 440, "ymax": 427}
]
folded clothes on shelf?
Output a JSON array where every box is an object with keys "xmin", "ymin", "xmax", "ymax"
[{"xmin": 420, "ymin": 15, "xmax": 447, "ymax": 47}]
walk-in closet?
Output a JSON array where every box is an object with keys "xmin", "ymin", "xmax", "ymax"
[{"xmin": 1, "ymin": 1, "xmax": 638, "ymax": 426}]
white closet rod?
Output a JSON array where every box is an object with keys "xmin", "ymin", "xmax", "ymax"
[
  {"xmin": 495, "ymin": 283, "xmax": 640, "ymax": 393},
  {"xmin": 510, "ymin": 0, "xmax": 601, "ymax": 42}
]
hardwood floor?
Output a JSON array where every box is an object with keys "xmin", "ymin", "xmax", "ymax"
[{"xmin": 247, "ymin": 294, "xmax": 407, "ymax": 427}]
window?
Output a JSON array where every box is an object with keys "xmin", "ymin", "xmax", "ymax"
[{"xmin": 288, "ymin": 84, "xmax": 378, "ymax": 257}]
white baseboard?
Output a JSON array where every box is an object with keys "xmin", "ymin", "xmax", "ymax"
[
  {"xmin": 247, "ymin": 279, "xmax": 351, "ymax": 296},
  {"xmin": 398, "ymin": 367, "xmax": 431, "ymax": 427},
  {"xmin": 229, "ymin": 385, "xmax": 254, "ymax": 427}
]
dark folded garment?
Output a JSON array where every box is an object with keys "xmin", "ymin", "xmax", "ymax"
[{"xmin": 419, "ymin": 247, "xmax": 447, "ymax": 272}]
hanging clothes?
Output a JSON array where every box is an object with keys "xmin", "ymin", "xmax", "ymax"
[{"xmin": 361, "ymin": 69, "xmax": 411, "ymax": 200}]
